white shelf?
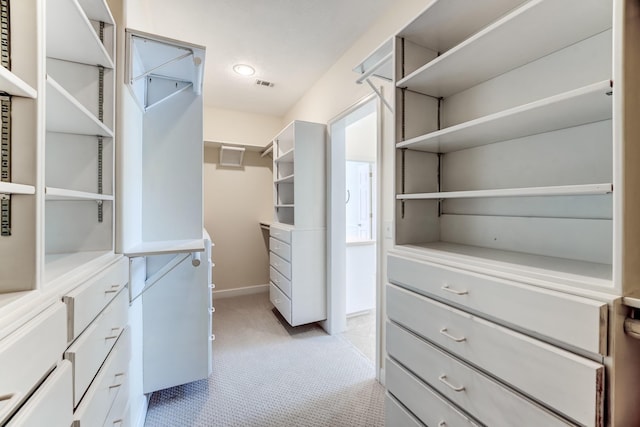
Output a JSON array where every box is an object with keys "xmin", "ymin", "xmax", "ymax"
[
  {"xmin": 0, "ymin": 66, "xmax": 36, "ymax": 98},
  {"xmin": 275, "ymin": 174, "xmax": 294, "ymax": 184},
  {"xmin": 397, "ymin": 184, "xmax": 613, "ymax": 201},
  {"xmin": 275, "ymin": 148, "xmax": 294, "ymax": 163},
  {"xmin": 77, "ymin": 0, "xmax": 114, "ymax": 24},
  {"xmin": 124, "ymin": 239, "xmax": 206, "ymax": 257},
  {"xmin": 276, "ymin": 204, "xmax": 294, "ymax": 208},
  {"xmin": 44, "ymin": 250, "xmax": 115, "ymax": 285},
  {"xmin": 47, "ymin": 0, "xmax": 114, "ymax": 68},
  {"xmin": 46, "ymin": 76, "xmax": 113, "ymax": 137},
  {"xmin": 397, "ymin": 80, "xmax": 612, "ymax": 152},
  {"xmin": 353, "ymin": 38, "xmax": 393, "ymax": 82},
  {"xmin": 397, "ymin": 0, "xmax": 612, "ymax": 97},
  {"xmin": 45, "ymin": 187, "xmax": 113, "ymax": 201},
  {"xmin": 0, "ymin": 182, "xmax": 35, "ymax": 195}
]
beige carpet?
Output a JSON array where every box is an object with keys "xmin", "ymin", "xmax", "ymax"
[{"xmin": 144, "ymin": 292, "xmax": 384, "ymax": 427}]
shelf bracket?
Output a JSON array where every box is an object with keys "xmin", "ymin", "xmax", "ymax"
[
  {"xmin": 130, "ymin": 251, "xmax": 200, "ymax": 303},
  {"xmin": 364, "ymin": 78, "xmax": 393, "ymax": 113}
]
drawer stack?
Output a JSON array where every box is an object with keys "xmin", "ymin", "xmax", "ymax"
[
  {"xmin": 62, "ymin": 256, "xmax": 130, "ymax": 426},
  {"xmin": 269, "ymin": 223, "xmax": 326, "ymax": 326},
  {"xmin": 386, "ymin": 252, "xmax": 608, "ymax": 427}
]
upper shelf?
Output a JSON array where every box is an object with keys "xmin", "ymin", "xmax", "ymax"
[
  {"xmin": 46, "ymin": 76, "xmax": 113, "ymax": 137},
  {"xmin": 397, "ymin": 0, "xmax": 612, "ymax": 97},
  {"xmin": 47, "ymin": 0, "xmax": 114, "ymax": 68},
  {"xmin": 275, "ymin": 148, "xmax": 294, "ymax": 163},
  {"xmin": 0, "ymin": 182, "xmax": 36, "ymax": 195},
  {"xmin": 77, "ymin": 0, "xmax": 115, "ymax": 24},
  {"xmin": 124, "ymin": 239, "xmax": 206, "ymax": 257},
  {"xmin": 0, "ymin": 66, "xmax": 36, "ymax": 98},
  {"xmin": 353, "ymin": 38, "xmax": 393, "ymax": 82},
  {"xmin": 275, "ymin": 174, "xmax": 294, "ymax": 184},
  {"xmin": 45, "ymin": 187, "xmax": 113, "ymax": 201},
  {"xmin": 397, "ymin": 80, "xmax": 612, "ymax": 153}
]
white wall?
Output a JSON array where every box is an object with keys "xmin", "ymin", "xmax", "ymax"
[{"xmin": 204, "ymin": 107, "xmax": 284, "ymax": 148}]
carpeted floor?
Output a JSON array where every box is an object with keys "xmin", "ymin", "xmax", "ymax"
[{"xmin": 144, "ymin": 292, "xmax": 385, "ymax": 427}]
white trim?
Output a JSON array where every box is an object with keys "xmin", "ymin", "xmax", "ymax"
[
  {"xmin": 213, "ymin": 284, "xmax": 269, "ymax": 299},
  {"xmin": 133, "ymin": 394, "xmax": 149, "ymax": 427}
]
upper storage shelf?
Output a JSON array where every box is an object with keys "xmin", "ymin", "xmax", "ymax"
[
  {"xmin": 353, "ymin": 38, "xmax": 393, "ymax": 83},
  {"xmin": 0, "ymin": 182, "xmax": 36, "ymax": 195},
  {"xmin": 0, "ymin": 66, "xmax": 36, "ymax": 98},
  {"xmin": 275, "ymin": 148, "xmax": 294, "ymax": 163},
  {"xmin": 397, "ymin": 80, "xmax": 612, "ymax": 152},
  {"xmin": 76, "ymin": 0, "xmax": 115, "ymax": 24},
  {"xmin": 397, "ymin": 0, "xmax": 612, "ymax": 97},
  {"xmin": 47, "ymin": 0, "xmax": 114, "ymax": 68}
]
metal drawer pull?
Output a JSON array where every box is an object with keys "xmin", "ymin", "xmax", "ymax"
[
  {"xmin": 624, "ymin": 318, "xmax": 640, "ymax": 340},
  {"xmin": 109, "ymin": 373, "xmax": 125, "ymax": 389},
  {"xmin": 439, "ymin": 375, "xmax": 465, "ymax": 392},
  {"xmin": 441, "ymin": 285, "xmax": 468, "ymax": 296},
  {"xmin": 440, "ymin": 328, "xmax": 466, "ymax": 342},
  {"xmin": 0, "ymin": 392, "xmax": 21, "ymax": 420},
  {"xmin": 105, "ymin": 284, "xmax": 121, "ymax": 294},
  {"xmin": 438, "ymin": 422, "xmax": 446, "ymax": 427},
  {"xmin": 105, "ymin": 327, "xmax": 121, "ymax": 340}
]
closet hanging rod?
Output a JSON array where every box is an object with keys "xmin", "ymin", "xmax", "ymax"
[{"xmin": 130, "ymin": 50, "xmax": 193, "ymax": 84}]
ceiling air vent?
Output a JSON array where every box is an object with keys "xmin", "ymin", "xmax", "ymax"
[{"xmin": 256, "ymin": 79, "xmax": 274, "ymax": 87}]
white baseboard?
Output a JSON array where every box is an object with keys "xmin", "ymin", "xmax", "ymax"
[
  {"xmin": 133, "ymin": 394, "xmax": 150, "ymax": 427},
  {"xmin": 213, "ymin": 284, "xmax": 269, "ymax": 299}
]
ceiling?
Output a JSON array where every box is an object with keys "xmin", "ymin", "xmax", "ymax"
[{"xmin": 132, "ymin": 0, "xmax": 395, "ymax": 116}]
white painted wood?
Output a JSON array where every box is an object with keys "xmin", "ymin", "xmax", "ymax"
[
  {"xmin": 5, "ymin": 361, "xmax": 73, "ymax": 427},
  {"xmin": 46, "ymin": 77, "xmax": 113, "ymax": 137},
  {"xmin": 388, "ymin": 253, "xmax": 608, "ymax": 355},
  {"xmin": 43, "ymin": 251, "xmax": 117, "ymax": 287},
  {"xmin": 397, "ymin": 0, "xmax": 612, "ymax": 97},
  {"xmin": 45, "ymin": 187, "xmax": 114, "ymax": 201},
  {"xmin": 270, "ymin": 267, "xmax": 291, "ymax": 298},
  {"xmin": 387, "ymin": 322, "xmax": 577, "ymax": 426},
  {"xmin": 123, "ymin": 239, "xmax": 205, "ymax": 257},
  {"xmin": 270, "ymin": 223, "xmax": 292, "ymax": 244},
  {"xmin": 275, "ymin": 148, "xmax": 294, "ymax": 163},
  {"xmin": 269, "ymin": 251, "xmax": 291, "ymax": 280},
  {"xmin": 76, "ymin": 0, "xmax": 115, "ymax": 24},
  {"xmin": 72, "ymin": 328, "xmax": 130, "ymax": 427},
  {"xmin": 102, "ymin": 368, "xmax": 130, "ymax": 427},
  {"xmin": 47, "ymin": 0, "xmax": 114, "ymax": 68},
  {"xmin": 65, "ymin": 289, "xmax": 128, "ymax": 407},
  {"xmin": 275, "ymin": 174, "xmax": 294, "ymax": 184},
  {"xmin": 353, "ymin": 38, "xmax": 393, "ymax": 81},
  {"xmin": 0, "ymin": 302, "xmax": 67, "ymax": 425},
  {"xmin": 269, "ymin": 237, "xmax": 291, "ymax": 261},
  {"xmin": 387, "ymin": 284, "xmax": 604, "ymax": 426},
  {"xmin": 386, "ymin": 358, "xmax": 480, "ymax": 427},
  {"xmin": 398, "ymin": 183, "xmax": 612, "ymax": 201},
  {"xmin": 269, "ymin": 282, "xmax": 292, "ymax": 324},
  {"xmin": 0, "ymin": 66, "xmax": 37, "ymax": 98},
  {"xmin": 0, "ymin": 182, "xmax": 35, "ymax": 195},
  {"xmin": 289, "ymin": 229, "xmax": 326, "ymax": 325},
  {"xmin": 63, "ymin": 256, "xmax": 128, "ymax": 340},
  {"xmin": 385, "ymin": 394, "xmax": 424, "ymax": 427},
  {"xmin": 398, "ymin": 81, "xmax": 612, "ymax": 152}
]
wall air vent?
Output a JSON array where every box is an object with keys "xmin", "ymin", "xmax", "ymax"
[{"xmin": 256, "ymin": 80, "xmax": 274, "ymax": 87}]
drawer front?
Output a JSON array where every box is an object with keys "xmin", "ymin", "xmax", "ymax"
[
  {"xmin": 66, "ymin": 289, "xmax": 129, "ymax": 407},
  {"xmin": 64, "ymin": 257, "xmax": 129, "ymax": 341},
  {"xmin": 73, "ymin": 327, "xmax": 131, "ymax": 427},
  {"xmin": 270, "ymin": 224, "xmax": 291, "ymax": 244},
  {"xmin": 270, "ymin": 252, "xmax": 291, "ymax": 280},
  {"xmin": 0, "ymin": 302, "xmax": 67, "ymax": 424},
  {"xmin": 270, "ymin": 266, "xmax": 292, "ymax": 298},
  {"xmin": 387, "ymin": 284, "xmax": 603, "ymax": 427},
  {"xmin": 388, "ymin": 253, "xmax": 607, "ymax": 355},
  {"xmin": 270, "ymin": 282, "xmax": 292, "ymax": 324},
  {"xmin": 5, "ymin": 361, "xmax": 73, "ymax": 427},
  {"xmin": 102, "ymin": 368, "xmax": 130, "ymax": 427},
  {"xmin": 386, "ymin": 358, "xmax": 480, "ymax": 427},
  {"xmin": 269, "ymin": 237, "xmax": 291, "ymax": 261},
  {"xmin": 387, "ymin": 322, "xmax": 575, "ymax": 427},
  {"xmin": 385, "ymin": 395, "xmax": 424, "ymax": 427}
]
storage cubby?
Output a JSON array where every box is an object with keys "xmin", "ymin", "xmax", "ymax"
[{"xmin": 394, "ymin": 0, "xmax": 615, "ymax": 290}]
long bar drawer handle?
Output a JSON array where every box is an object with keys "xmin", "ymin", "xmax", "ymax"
[
  {"xmin": 105, "ymin": 327, "xmax": 122, "ymax": 340},
  {"xmin": 109, "ymin": 373, "xmax": 126, "ymax": 389},
  {"xmin": 440, "ymin": 328, "xmax": 466, "ymax": 342},
  {"xmin": 105, "ymin": 284, "xmax": 121, "ymax": 294},
  {"xmin": 441, "ymin": 285, "xmax": 468, "ymax": 296},
  {"xmin": 439, "ymin": 375, "xmax": 465, "ymax": 392}
]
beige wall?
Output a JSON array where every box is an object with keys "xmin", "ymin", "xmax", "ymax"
[
  {"xmin": 204, "ymin": 147, "xmax": 273, "ymax": 291},
  {"xmin": 204, "ymin": 106, "xmax": 284, "ymax": 148}
]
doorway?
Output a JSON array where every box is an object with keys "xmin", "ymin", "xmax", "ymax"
[{"xmin": 326, "ymin": 95, "xmax": 379, "ymax": 371}]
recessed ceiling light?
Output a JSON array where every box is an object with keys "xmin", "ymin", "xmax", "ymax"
[{"xmin": 233, "ymin": 64, "xmax": 255, "ymax": 76}]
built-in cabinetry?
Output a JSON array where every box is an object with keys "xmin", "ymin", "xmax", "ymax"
[
  {"xmin": 270, "ymin": 121, "xmax": 326, "ymax": 326},
  {"xmin": 386, "ymin": 0, "xmax": 640, "ymax": 426}
]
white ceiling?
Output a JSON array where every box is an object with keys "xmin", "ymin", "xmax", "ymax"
[{"xmin": 132, "ymin": 0, "xmax": 395, "ymax": 116}]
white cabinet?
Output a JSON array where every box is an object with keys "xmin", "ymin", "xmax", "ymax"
[
  {"xmin": 269, "ymin": 121, "xmax": 326, "ymax": 326},
  {"xmin": 386, "ymin": 0, "xmax": 640, "ymax": 425}
]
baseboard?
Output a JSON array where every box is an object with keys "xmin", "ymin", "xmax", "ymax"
[
  {"xmin": 213, "ymin": 284, "xmax": 269, "ymax": 299},
  {"xmin": 133, "ymin": 394, "xmax": 150, "ymax": 427}
]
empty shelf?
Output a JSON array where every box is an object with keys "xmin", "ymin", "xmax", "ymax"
[
  {"xmin": 46, "ymin": 187, "xmax": 113, "ymax": 201},
  {"xmin": 275, "ymin": 174, "xmax": 294, "ymax": 184},
  {"xmin": 353, "ymin": 39, "xmax": 393, "ymax": 82},
  {"xmin": 275, "ymin": 148, "xmax": 294, "ymax": 163},
  {"xmin": 77, "ymin": 0, "xmax": 115, "ymax": 24},
  {"xmin": 0, "ymin": 182, "xmax": 36, "ymax": 195},
  {"xmin": 0, "ymin": 66, "xmax": 37, "ymax": 98},
  {"xmin": 44, "ymin": 250, "xmax": 116, "ymax": 285},
  {"xmin": 397, "ymin": 183, "xmax": 613, "ymax": 200},
  {"xmin": 275, "ymin": 204, "xmax": 294, "ymax": 208},
  {"xmin": 124, "ymin": 239, "xmax": 206, "ymax": 257}
]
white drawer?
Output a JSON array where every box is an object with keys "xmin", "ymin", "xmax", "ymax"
[
  {"xmin": 270, "ymin": 224, "xmax": 291, "ymax": 244},
  {"xmin": 102, "ymin": 367, "xmax": 130, "ymax": 427},
  {"xmin": 64, "ymin": 257, "xmax": 129, "ymax": 341},
  {"xmin": 5, "ymin": 361, "xmax": 73, "ymax": 427},
  {"xmin": 66, "ymin": 288, "xmax": 129, "ymax": 407},
  {"xmin": 270, "ymin": 282, "xmax": 292, "ymax": 324},
  {"xmin": 387, "ymin": 284, "xmax": 604, "ymax": 427},
  {"xmin": 73, "ymin": 327, "xmax": 130, "ymax": 427},
  {"xmin": 270, "ymin": 252, "xmax": 291, "ymax": 280},
  {"xmin": 387, "ymin": 322, "xmax": 575, "ymax": 427},
  {"xmin": 386, "ymin": 358, "xmax": 480, "ymax": 427},
  {"xmin": 270, "ymin": 266, "xmax": 292, "ymax": 298},
  {"xmin": 269, "ymin": 237, "xmax": 291, "ymax": 261},
  {"xmin": 388, "ymin": 253, "xmax": 608, "ymax": 355},
  {"xmin": 0, "ymin": 302, "xmax": 67, "ymax": 424},
  {"xmin": 385, "ymin": 394, "xmax": 423, "ymax": 427}
]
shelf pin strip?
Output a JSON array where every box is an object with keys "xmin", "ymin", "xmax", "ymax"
[
  {"xmin": 0, "ymin": 0, "xmax": 9, "ymax": 70},
  {"xmin": 1, "ymin": 95, "xmax": 10, "ymax": 236},
  {"xmin": 97, "ymin": 66, "xmax": 105, "ymax": 222}
]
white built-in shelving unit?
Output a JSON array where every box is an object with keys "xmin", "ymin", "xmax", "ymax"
[{"xmin": 385, "ymin": 0, "xmax": 640, "ymax": 426}]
